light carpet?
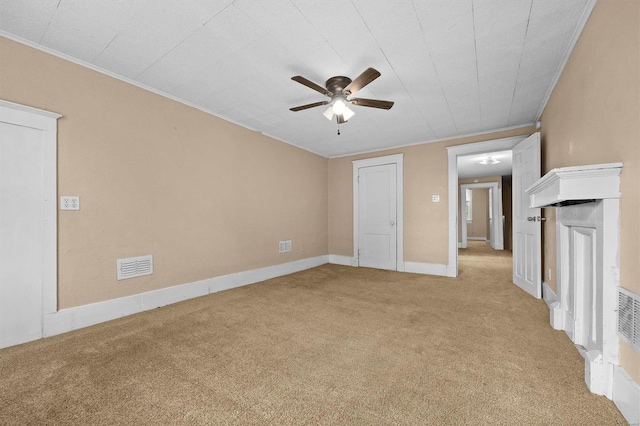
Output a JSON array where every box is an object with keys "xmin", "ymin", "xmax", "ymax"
[{"xmin": 0, "ymin": 242, "xmax": 627, "ymax": 424}]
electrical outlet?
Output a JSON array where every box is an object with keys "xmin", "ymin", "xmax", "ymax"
[
  {"xmin": 432, "ymin": 194, "xmax": 440, "ymax": 202},
  {"xmin": 60, "ymin": 196, "xmax": 80, "ymax": 211},
  {"xmin": 547, "ymin": 268, "xmax": 552, "ymax": 281}
]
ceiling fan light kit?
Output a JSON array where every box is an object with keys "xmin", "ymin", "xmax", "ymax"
[{"xmin": 289, "ymin": 67, "xmax": 394, "ymax": 132}]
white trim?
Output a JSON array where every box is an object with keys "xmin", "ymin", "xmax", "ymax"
[
  {"xmin": 0, "ymin": 31, "xmax": 327, "ymax": 159},
  {"xmin": 0, "ymin": 100, "xmax": 60, "ymax": 320},
  {"xmin": 535, "ymin": 0, "xmax": 598, "ymax": 121},
  {"xmin": 0, "ymin": 99, "xmax": 61, "ymax": 121},
  {"xmin": 542, "ymin": 281, "xmax": 564, "ymax": 330},
  {"xmin": 404, "ymin": 262, "xmax": 448, "ymax": 277},
  {"xmin": 613, "ymin": 366, "xmax": 640, "ymax": 425},
  {"xmin": 446, "ymin": 135, "xmax": 528, "ymax": 277},
  {"xmin": 542, "ymin": 281, "xmax": 556, "ymax": 307},
  {"xmin": 328, "ymin": 254, "xmax": 355, "ymax": 266},
  {"xmin": 527, "ymin": 163, "xmax": 622, "ymax": 208},
  {"xmin": 549, "ymin": 196, "xmax": 621, "ymax": 398},
  {"xmin": 352, "ymin": 154, "xmax": 404, "ymax": 271},
  {"xmin": 527, "ymin": 163, "xmax": 622, "ymax": 366},
  {"xmin": 43, "ymin": 255, "xmax": 328, "ymax": 338},
  {"xmin": 529, "ymin": 163, "xmax": 624, "ymax": 397},
  {"xmin": 329, "ymin": 124, "xmax": 535, "ymax": 159}
]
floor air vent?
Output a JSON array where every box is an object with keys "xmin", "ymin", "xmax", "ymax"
[
  {"xmin": 117, "ymin": 255, "xmax": 153, "ymax": 280},
  {"xmin": 618, "ymin": 287, "xmax": 640, "ymax": 352}
]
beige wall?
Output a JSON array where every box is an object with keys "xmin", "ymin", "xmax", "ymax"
[
  {"xmin": 328, "ymin": 126, "xmax": 535, "ymax": 264},
  {"xmin": 0, "ymin": 37, "xmax": 328, "ymax": 309},
  {"xmin": 540, "ymin": 0, "xmax": 640, "ymax": 384}
]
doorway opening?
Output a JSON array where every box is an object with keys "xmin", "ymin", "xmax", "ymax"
[
  {"xmin": 459, "ymin": 182, "xmax": 503, "ymax": 250},
  {"xmin": 446, "ymin": 135, "xmax": 526, "ymax": 277},
  {"xmin": 446, "ymin": 133, "xmax": 542, "ymax": 299}
]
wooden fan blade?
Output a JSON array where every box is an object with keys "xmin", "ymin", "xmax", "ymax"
[
  {"xmin": 290, "ymin": 101, "xmax": 329, "ymax": 112},
  {"xmin": 291, "ymin": 76, "xmax": 330, "ymax": 96},
  {"xmin": 342, "ymin": 68, "xmax": 381, "ymax": 95},
  {"xmin": 349, "ymin": 98, "xmax": 394, "ymax": 110}
]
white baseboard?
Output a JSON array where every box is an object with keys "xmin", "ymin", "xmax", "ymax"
[
  {"xmin": 542, "ymin": 281, "xmax": 563, "ymax": 330},
  {"xmin": 328, "ymin": 254, "xmax": 355, "ymax": 266},
  {"xmin": 446, "ymin": 264, "xmax": 457, "ymax": 277},
  {"xmin": 548, "ymin": 285, "xmax": 638, "ymax": 424},
  {"xmin": 404, "ymin": 261, "xmax": 448, "ymax": 277},
  {"xmin": 43, "ymin": 255, "xmax": 329, "ymax": 338},
  {"xmin": 542, "ymin": 281, "xmax": 556, "ymax": 307},
  {"xmin": 613, "ymin": 366, "xmax": 640, "ymax": 425}
]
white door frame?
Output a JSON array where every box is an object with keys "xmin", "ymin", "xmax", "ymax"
[
  {"xmin": 353, "ymin": 154, "xmax": 404, "ymax": 271},
  {"xmin": 460, "ymin": 182, "xmax": 503, "ymax": 250},
  {"xmin": 446, "ymin": 136, "xmax": 527, "ymax": 276},
  {"xmin": 0, "ymin": 100, "xmax": 60, "ymax": 317}
]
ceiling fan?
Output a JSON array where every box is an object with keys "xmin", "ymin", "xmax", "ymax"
[{"xmin": 289, "ymin": 67, "xmax": 394, "ymax": 124}]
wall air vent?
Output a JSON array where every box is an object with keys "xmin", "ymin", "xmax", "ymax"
[
  {"xmin": 618, "ymin": 287, "xmax": 640, "ymax": 352},
  {"xmin": 117, "ymin": 255, "xmax": 153, "ymax": 280},
  {"xmin": 279, "ymin": 240, "xmax": 292, "ymax": 254}
]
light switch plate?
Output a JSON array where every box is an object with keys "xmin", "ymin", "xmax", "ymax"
[
  {"xmin": 432, "ymin": 195, "xmax": 440, "ymax": 202},
  {"xmin": 60, "ymin": 196, "xmax": 80, "ymax": 210}
]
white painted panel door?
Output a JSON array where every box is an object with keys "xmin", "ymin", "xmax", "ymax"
[
  {"xmin": 0, "ymin": 121, "xmax": 44, "ymax": 348},
  {"xmin": 512, "ymin": 132, "xmax": 541, "ymax": 298},
  {"xmin": 358, "ymin": 164, "xmax": 397, "ymax": 270}
]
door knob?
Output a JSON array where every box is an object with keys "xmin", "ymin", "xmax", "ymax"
[
  {"xmin": 390, "ymin": 220, "xmax": 395, "ymax": 226},
  {"xmin": 527, "ymin": 216, "xmax": 546, "ymax": 222}
]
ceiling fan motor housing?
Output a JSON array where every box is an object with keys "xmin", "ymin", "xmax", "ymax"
[{"xmin": 325, "ymin": 76, "xmax": 352, "ymax": 97}]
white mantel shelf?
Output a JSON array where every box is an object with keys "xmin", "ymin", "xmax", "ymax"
[{"xmin": 526, "ymin": 163, "xmax": 623, "ymax": 208}]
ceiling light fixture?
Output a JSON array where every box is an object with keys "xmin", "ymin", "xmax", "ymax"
[
  {"xmin": 332, "ymin": 98, "xmax": 346, "ymax": 115},
  {"xmin": 322, "ymin": 98, "xmax": 355, "ymax": 122},
  {"xmin": 479, "ymin": 156, "xmax": 500, "ymax": 165},
  {"xmin": 342, "ymin": 105, "xmax": 355, "ymax": 121}
]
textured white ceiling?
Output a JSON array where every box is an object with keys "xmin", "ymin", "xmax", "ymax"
[{"xmin": 0, "ymin": 0, "xmax": 594, "ymax": 158}]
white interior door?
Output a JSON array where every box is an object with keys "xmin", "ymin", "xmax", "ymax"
[
  {"xmin": 512, "ymin": 132, "xmax": 541, "ymax": 298},
  {"xmin": 358, "ymin": 164, "xmax": 397, "ymax": 270},
  {"xmin": 0, "ymin": 121, "xmax": 45, "ymax": 348}
]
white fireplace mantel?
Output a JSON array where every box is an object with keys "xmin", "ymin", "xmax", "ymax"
[
  {"xmin": 526, "ymin": 163, "xmax": 622, "ymax": 208},
  {"xmin": 524, "ymin": 162, "xmax": 640, "ymax": 422}
]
